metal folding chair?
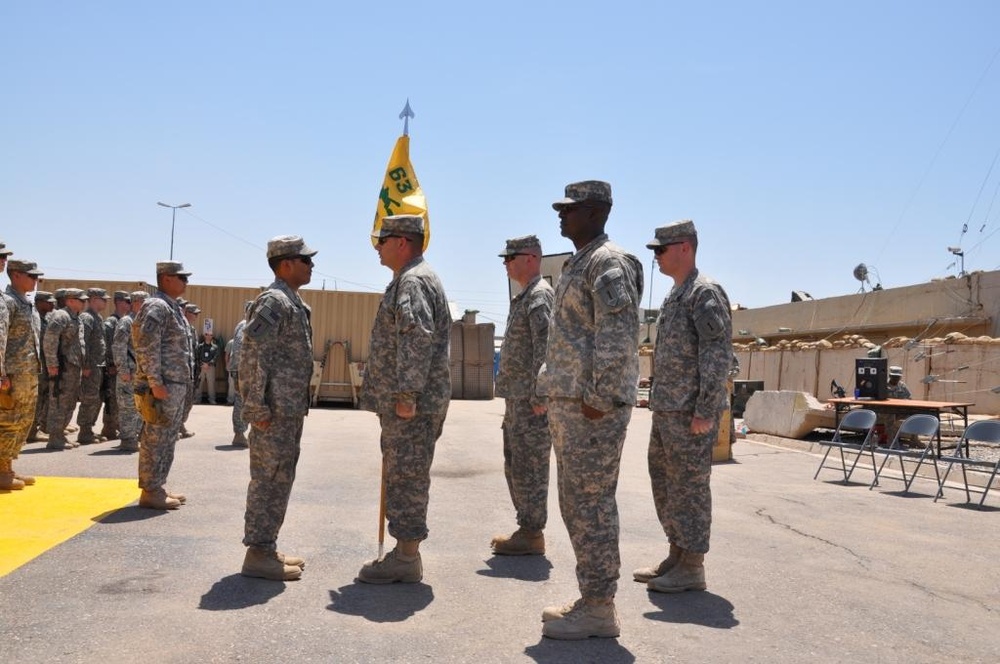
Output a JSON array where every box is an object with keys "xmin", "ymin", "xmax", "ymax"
[
  {"xmin": 869, "ymin": 414, "xmax": 940, "ymax": 493},
  {"xmin": 934, "ymin": 419, "xmax": 1000, "ymax": 509},
  {"xmin": 813, "ymin": 408, "xmax": 878, "ymax": 484}
]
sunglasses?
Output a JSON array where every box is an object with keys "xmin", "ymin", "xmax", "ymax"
[
  {"xmin": 295, "ymin": 255, "xmax": 313, "ymax": 266},
  {"xmin": 653, "ymin": 241, "xmax": 685, "ymax": 256},
  {"xmin": 502, "ymin": 253, "xmax": 530, "ymax": 263},
  {"xmin": 377, "ymin": 235, "xmax": 411, "ymax": 245},
  {"xmin": 172, "ymin": 274, "xmax": 189, "ymax": 282}
]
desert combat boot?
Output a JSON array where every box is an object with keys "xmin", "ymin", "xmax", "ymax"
[
  {"xmin": 138, "ymin": 487, "xmax": 181, "ymax": 510},
  {"xmin": 632, "ymin": 543, "xmax": 682, "ymax": 583},
  {"xmin": 0, "ymin": 459, "xmax": 25, "ymax": 490},
  {"xmin": 242, "ymin": 547, "xmax": 302, "ymax": 581},
  {"xmin": 356, "ymin": 549, "xmax": 422, "ymax": 584},
  {"xmin": 541, "ymin": 600, "xmax": 621, "ymax": 640},
  {"xmin": 490, "ymin": 527, "xmax": 545, "ymax": 556},
  {"xmin": 647, "ymin": 551, "xmax": 707, "ymax": 593}
]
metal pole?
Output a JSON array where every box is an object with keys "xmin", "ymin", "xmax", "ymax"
[{"xmin": 170, "ymin": 208, "xmax": 176, "ymax": 260}]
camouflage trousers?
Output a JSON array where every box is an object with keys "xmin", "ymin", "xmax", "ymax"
[
  {"xmin": 231, "ymin": 374, "xmax": 247, "ymax": 434},
  {"xmin": 46, "ymin": 366, "xmax": 81, "ymax": 445},
  {"xmin": 137, "ymin": 382, "xmax": 187, "ymax": 491},
  {"xmin": 115, "ymin": 378, "xmax": 143, "ymax": 445},
  {"xmin": 34, "ymin": 372, "xmax": 49, "ymax": 433},
  {"xmin": 548, "ymin": 399, "xmax": 632, "ymax": 603},
  {"xmin": 76, "ymin": 367, "xmax": 104, "ymax": 431},
  {"xmin": 101, "ymin": 370, "xmax": 119, "ymax": 433},
  {"xmin": 0, "ymin": 374, "xmax": 39, "ymax": 459},
  {"xmin": 181, "ymin": 376, "xmax": 195, "ymax": 425},
  {"xmin": 379, "ymin": 410, "xmax": 446, "ymax": 542},
  {"xmin": 648, "ymin": 411, "xmax": 715, "ymax": 554},
  {"xmin": 502, "ymin": 398, "xmax": 551, "ymax": 531},
  {"xmin": 243, "ymin": 415, "xmax": 304, "ymax": 551}
]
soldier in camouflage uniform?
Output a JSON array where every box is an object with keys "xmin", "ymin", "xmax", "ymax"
[
  {"xmin": 29, "ymin": 291, "xmax": 56, "ymax": 441},
  {"xmin": 112, "ymin": 291, "xmax": 147, "ymax": 452},
  {"xmin": 238, "ymin": 236, "xmax": 316, "ymax": 582},
  {"xmin": 75, "ymin": 287, "xmax": 109, "ymax": 444},
  {"xmin": 99, "ymin": 291, "xmax": 131, "ymax": 440},
  {"xmin": 357, "ymin": 215, "xmax": 451, "ymax": 584},
  {"xmin": 178, "ymin": 302, "xmax": 200, "ymax": 439},
  {"xmin": 228, "ymin": 301, "xmax": 252, "ymax": 448},
  {"xmin": 634, "ymin": 220, "xmax": 732, "ymax": 594},
  {"xmin": 536, "ymin": 181, "xmax": 643, "ymax": 640},
  {"xmin": 43, "ymin": 288, "xmax": 88, "ymax": 450},
  {"xmin": 491, "ymin": 235, "xmax": 554, "ymax": 556},
  {"xmin": 1, "ymin": 260, "xmax": 44, "ymax": 489},
  {"xmin": 132, "ymin": 262, "xmax": 194, "ymax": 510}
]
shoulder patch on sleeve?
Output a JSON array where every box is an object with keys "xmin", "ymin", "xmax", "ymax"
[
  {"xmin": 693, "ymin": 290, "xmax": 728, "ymax": 340},
  {"xmin": 246, "ymin": 301, "xmax": 281, "ymax": 339},
  {"xmin": 594, "ymin": 266, "xmax": 627, "ymax": 309}
]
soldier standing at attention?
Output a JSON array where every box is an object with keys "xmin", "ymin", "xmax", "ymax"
[
  {"xmin": 536, "ymin": 180, "xmax": 643, "ymax": 640},
  {"xmin": 28, "ymin": 291, "xmax": 56, "ymax": 442},
  {"xmin": 490, "ymin": 235, "xmax": 554, "ymax": 556},
  {"xmin": 357, "ymin": 215, "xmax": 451, "ymax": 584},
  {"xmin": 100, "ymin": 291, "xmax": 131, "ymax": 441},
  {"xmin": 43, "ymin": 288, "xmax": 88, "ymax": 450},
  {"xmin": 228, "ymin": 301, "xmax": 252, "ymax": 448},
  {"xmin": 635, "ymin": 220, "xmax": 732, "ymax": 594},
  {"xmin": 112, "ymin": 291, "xmax": 147, "ymax": 452},
  {"xmin": 75, "ymin": 287, "xmax": 109, "ymax": 445},
  {"xmin": 0, "ymin": 259, "xmax": 44, "ymax": 489},
  {"xmin": 132, "ymin": 262, "xmax": 194, "ymax": 510},
  {"xmin": 238, "ymin": 236, "xmax": 316, "ymax": 581}
]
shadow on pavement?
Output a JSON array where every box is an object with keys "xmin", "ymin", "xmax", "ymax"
[
  {"xmin": 213, "ymin": 445, "xmax": 247, "ymax": 452},
  {"xmin": 199, "ymin": 574, "xmax": 286, "ymax": 610},
  {"xmin": 476, "ymin": 555, "xmax": 552, "ymax": 581},
  {"xmin": 327, "ymin": 582, "xmax": 434, "ymax": 622},
  {"xmin": 89, "ymin": 449, "xmax": 137, "ymax": 456},
  {"xmin": 94, "ymin": 506, "xmax": 166, "ymax": 524},
  {"xmin": 643, "ymin": 590, "xmax": 738, "ymax": 628},
  {"xmin": 524, "ymin": 638, "xmax": 635, "ymax": 663}
]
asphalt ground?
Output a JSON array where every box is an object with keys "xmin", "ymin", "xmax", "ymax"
[{"xmin": 1, "ymin": 400, "xmax": 998, "ymax": 663}]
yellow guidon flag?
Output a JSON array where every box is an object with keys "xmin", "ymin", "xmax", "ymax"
[{"xmin": 371, "ymin": 100, "xmax": 430, "ymax": 251}]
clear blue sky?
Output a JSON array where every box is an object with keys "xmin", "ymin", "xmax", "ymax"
[{"xmin": 3, "ymin": 1, "xmax": 999, "ymax": 331}]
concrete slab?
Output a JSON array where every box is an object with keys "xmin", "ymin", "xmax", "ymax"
[{"xmin": 2, "ymin": 401, "xmax": 998, "ymax": 663}]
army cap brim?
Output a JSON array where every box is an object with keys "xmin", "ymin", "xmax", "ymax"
[{"xmin": 647, "ymin": 220, "xmax": 698, "ymax": 248}]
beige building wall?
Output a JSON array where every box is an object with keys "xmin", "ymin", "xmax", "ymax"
[{"xmin": 39, "ymin": 279, "xmax": 382, "ymax": 404}]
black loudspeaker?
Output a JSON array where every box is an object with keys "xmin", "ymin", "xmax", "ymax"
[{"xmin": 855, "ymin": 358, "xmax": 887, "ymax": 400}]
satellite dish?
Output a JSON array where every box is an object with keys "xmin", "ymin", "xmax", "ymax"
[{"xmin": 853, "ymin": 263, "xmax": 869, "ymax": 282}]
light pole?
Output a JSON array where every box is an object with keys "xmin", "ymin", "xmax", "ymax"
[{"xmin": 157, "ymin": 202, "xmax": 191, "ymax": 259}]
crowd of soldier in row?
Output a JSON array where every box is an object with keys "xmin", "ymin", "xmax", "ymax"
[{"xmin": 2, "ymin": 180, "xmax": 734, "ymax": 642}]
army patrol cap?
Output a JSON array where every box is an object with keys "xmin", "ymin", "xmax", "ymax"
[
  {"xmin": 647, "ymin": 220, "xmax": 698, "ymax": 249},
  {"xmin": 498, "ymin": 235, "xmax": 542, "ymax": 257},
  {"xmin": 114, "ymin": 290, "xmax": 131, "ymax": 302},
  {"xmin": 374, "ymin": 215, "xmax": 425, "ymax": 239},
  {"xmin": 130, "ymin": 290, "xmax": 149, "ymax": 301},
  {"xmin": 156, "ymin": 260, "xmax": 192, "ymax": 277},
  {"xmin": 889, "ymin": 365, "xmax": 904, "ymax": 377},
  {"xmin": 87, "ymin": 287, "xmax": 110, "ymax": 300},
  {"xmin": 552, "ymin": 180, "xmax": 613, "ymax": 210},
  {"xmin": 0, "ymin": 242, "xmax": 12, "ymax": 257},
  {"xmin": 64, "ymin": 288, "xmax": 89, "ymax": 301},
  {"xmin": 53, "ymin": 288, "xmax": 68, "ymax": 299},
  {"xmin": 6, "ymin": 259, "xmax": 44, "ymax": 276},
  {"xmin": 266, "ymin": 235, "xmax": 318, "ymax": 260},
  {"xmin": 184, "ymin": 303, "xmax": 201, "ymax": 314},
  {"xmin": 35, "ymin": 290, "xmax": 56, "ymax": 304}
]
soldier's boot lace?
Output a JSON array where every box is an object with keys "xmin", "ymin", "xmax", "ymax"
[
  {"xmin": 541, "ymin": 597, "xmax": 583, "ymax": 622},
  {"xmin": 241, "ymin": 547, "xmax": 302, "ymax": 581},
  {"xmin": 647, "ymin": 550, "xmax": 706, "ymax": 593},
  {"xmin": 138, "ymin": 487, "xmax": 181, "ymax": 510},
  {"xmin": 633, "ymin": 542, "xmax": 682, "ymax": 582},
  {"xmin": 542, "ymin": 600, "xmax": 620, "ymax": 640},
  {"xmin": 491, "ymin": 527, "xmax": 545, "ymax": 556},
  {"xmin": 356, "ymin": 548, "xmax": 422, "ymax": 584}
]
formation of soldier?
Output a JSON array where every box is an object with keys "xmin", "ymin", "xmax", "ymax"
[{"xmin": 1, "ymin": 185, "xmax": 734, "ymax": 642}]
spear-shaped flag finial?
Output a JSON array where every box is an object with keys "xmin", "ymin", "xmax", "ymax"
[{"xmin": 399, "ymin": 99, "xmax": 415, "ymax": 136}]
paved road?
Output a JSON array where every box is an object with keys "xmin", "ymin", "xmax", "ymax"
[{"xmin": 2, "ymin": 400, "xmax": 997, "ymax": 663}]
